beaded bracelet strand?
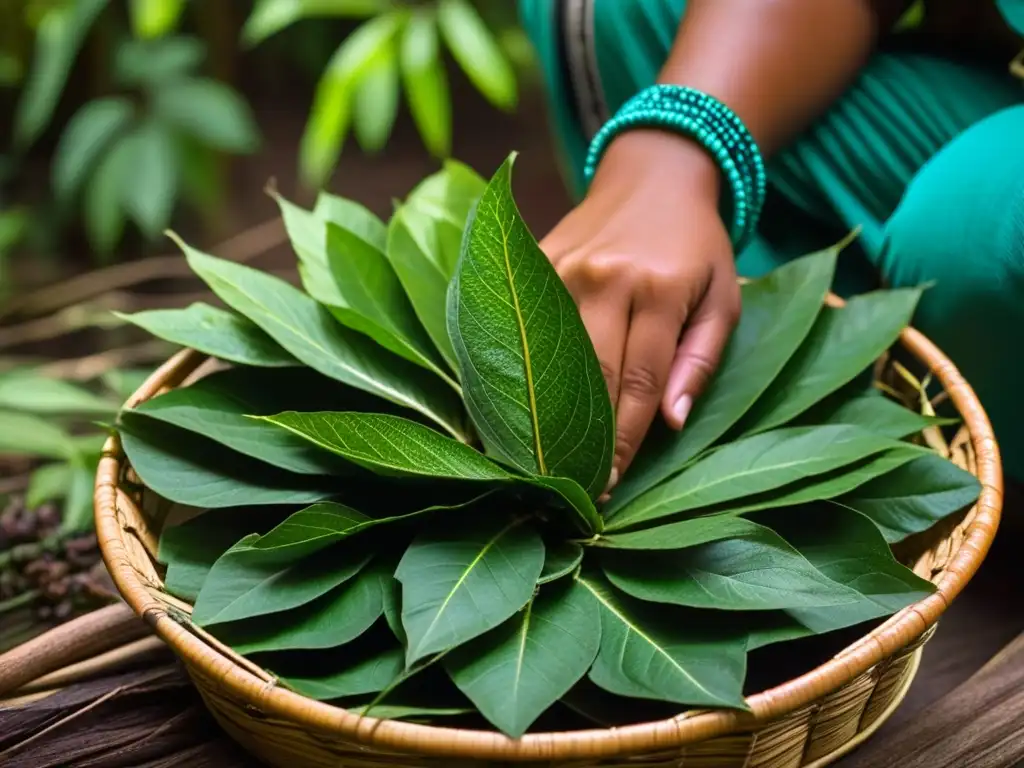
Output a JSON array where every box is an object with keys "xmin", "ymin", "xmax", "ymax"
[{"xmin": 583, "ymin": 85, "xmax": 766, "ymax": 253}]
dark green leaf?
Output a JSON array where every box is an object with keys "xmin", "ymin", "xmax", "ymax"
[
  {"xmin": 153, "ymin": 77, "xmax": 258, "ymax": 153},
  {"xmin": 539, "ymin": 541, "xmax": 583, "ymax": 583},
  {"xmin": 602, "ymin": 522, "xmax": 859, "ymax": 611},
  {"xmin": 353, "ymin": 42, "xmax": 400, "ymax": 152},
  {"xmin": 445, "ymin": 580, "xmax": 600, "ymax": 737},
  {"xmin": 116, "ymin": 302, "xmax": 297, "ymax": 368},
  {"xmin": 609, "ymin": 425, "xmax": 899, "ymax": 531},
  {"xmin": 282, "ymin": 646, "xmax": 403, "ymax": 700},
  {"xmin": 598, "ymin": 516, "xmax": 765, "ymax": 551},
  {"xmin": 179, "ymin": 239, "xmax": 468, "ymax": 440},
  {"xmin": 610, "ymin": 248, "xmax": 837, "ymax": 513},
  {"xmin": 121, "ymin": 119, "xmax": 179, "ymax": 238},
  {"xmin": 800, "ymin": 392, "xmax": 956, "ymax": 439},
  {"xmin": 119, "ymin": 414, "xmax": 331, "ymax": 508},
  {"xmin": 737, "ymin": 289, "xmax": 921, "ymax": 435},
  {"xmin": 0, "ymin": 370, "xmax": 116, "ymax": 415},
  {"xmin": 448, "ymin": 155, "xmax": 614, "ymax": 499},
  {"xmin": 114, "ymin": 36, "xmax": 204, "ymax": 86},
  {"xmin": 841, "ymin": 453, "xmax": 981, "ymax": 542},
  {"xmin": 0, "ymin": 412, "xmax": 75, "ymax": 459},
  {"xmin": 52, "ymin": 97, "xmax": 134, "ymax": 202},
  {"xmin": 400, "ymin": 10, "xmax": 451, "ymax": 157},
  {"xmin": 578, "ymin": 572, "xmax": 747, "ymax": 708},
  {"xmin": 382, "ymin": 573, "xmax": 405, "ymax": 644},
  {"xmin": 397, "ymin": 515, "xmax": 544, "ymax": 664},
  {"xmin": 437, "ymin": 0, "xmax": 516, "ymax": 111}
]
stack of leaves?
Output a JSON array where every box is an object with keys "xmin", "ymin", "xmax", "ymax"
[{"xmin": 117, "ymin": 155, "xmax": 982, "ymax": 738}]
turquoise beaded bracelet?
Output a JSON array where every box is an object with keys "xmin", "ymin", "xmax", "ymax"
[{"xmin": 584, "ymin": 85, "xmax": 766, "ymax": 253}]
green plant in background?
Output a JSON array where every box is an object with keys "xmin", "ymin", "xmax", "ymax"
[
  {"xmin": 243, "ymin": 0, "xmax": 524, "ymax": 185},
  {"xmin": 115, "ymin": 155, "xmax": 979, "ymax": 736}
]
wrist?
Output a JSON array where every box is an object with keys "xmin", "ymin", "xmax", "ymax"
[{"xmin": 593, "ymin": 129, "xmax": 723, "ymax": 203}]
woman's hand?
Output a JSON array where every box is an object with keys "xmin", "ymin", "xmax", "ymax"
[{"xmin": 541, "ymin": 131, "xmax": 741, "ymax": 487}]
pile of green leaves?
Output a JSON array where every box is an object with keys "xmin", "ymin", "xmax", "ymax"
[{"xmin": 118, "ymin": 155, "xmax": 981, "ymax": 738}]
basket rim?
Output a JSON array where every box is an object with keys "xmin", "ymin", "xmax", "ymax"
[{"xmin": 94, "ymin": 307, "xmax": 1004, "ymax": 761}]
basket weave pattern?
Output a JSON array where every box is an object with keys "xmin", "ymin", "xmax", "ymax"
[{"xmin": 95, "ymin": 312, "xmax": 1003, "ymax": 767}]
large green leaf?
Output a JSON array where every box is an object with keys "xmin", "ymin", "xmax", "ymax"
[
  {"xmin": 445, "ymin": 580, "xmax": 599, "ymax": 737},
  {"xmin": 840, "ymin": 453, "xmax": 981, "ymax": 543},
  {"xmin": 119, "ymin": 414, "xmax": 331, "ymax": 508},
  {"xmin": 397, "ymin": 515, "xmax": 544, "ymax": 664},
  {"xmin": 121, "ymin": 119, "xmax": 179, "ymax": 238},
  {"xmin": 798, "ymin": 392, "xmax": 955, "ymax": 440},
  {"xmin": 610, "ymin": 248, "xmax": 837, "ymax": 513},
  {"xmin": 281, "ymin": 646, "xmax": 403, "ymax": 701},
  {"xmin": 578, "ymin": 572, "xmax": 747, "ymax": 708},
  {"xmin": 52, "ymin": 96, "xmax": 134, "ymax": 202},
  {"xmin": 400, "ymin": 10, "xmax": 451, "ymax": 157},
  {"xmin": 746, "ymin": 505, "xmax": 935, "ymax": 648},
  {"xmin": 0, "ymin": 412, "xmax": 75, "ymax": 459},
  {"xmin": 314, "ymin": 191, "xmax": 388, "ymax": 250},
  {"xmin": 153, "ymin": 77, "xmax": 259, "ymax": 153},
  {"xmin": 217, "ymin": 557, "xmax": 387, "ymax": 653},
  {"xmin": 609, "ymin": 425, "xmax": 899, "ymax": 531},
  {"xmin": 602, "ymin": 522, "xmax": 858, "ymax": 611},
  {"xmin": 405, "ymin": 159, "xmax": 486, "ymax": 230},
  {"xmin": 598, "ymin": 516, "xmax": 765, "ymax": 551},
  {"xmin": 0, "ymin": 370, "xmax": 116, "ymax": 415},
  {"xmin": 737, "ymin": 289, "xmax": 922, "ymax": 435},
  {"xmin": 437, "ymin": 0, "xmax": 516, "ymax": 111},
  {"xmin": 179, "ymin": 239, "xmax": 468, "ymax": 440},
  {"xmin": 116, "ymin": 302, "xmax": 296, "ymax": 368},
  {"xmin": 448, "ymin": 155, "xmax": 614, "ymax": 499}
]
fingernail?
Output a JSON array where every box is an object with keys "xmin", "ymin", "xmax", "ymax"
[
  {"xmin": 605, "ymin": 467, "xmax": 620, "ymax": 493},
  {"xmin": 673, "ymin": 394, "xmax": 693, "ymax": 428}
]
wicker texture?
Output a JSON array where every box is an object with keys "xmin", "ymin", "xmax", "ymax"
[{"xmin": 94, "ymin": 308, "xmax": 1003, "ymax": 767}]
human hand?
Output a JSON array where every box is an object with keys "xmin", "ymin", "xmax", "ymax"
[{"xmin": 541, "ymin": 131, "xmax": 741, "ymax": 488}]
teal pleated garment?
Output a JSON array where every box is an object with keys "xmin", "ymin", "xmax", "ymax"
[{"xmin": 519, "ymin": 0, "xmax": 1024, "ymax": 481}]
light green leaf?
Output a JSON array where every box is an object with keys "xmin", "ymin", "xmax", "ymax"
[
  {"xmin": 445, "ymin": 580, "xmax": 600, "ymax": 737},
  {"xmin": 397, "ymin": 515, "xmax": 544, "ymax": 665},
  {"xmin": 314, "ymin": 191, "xmax": 388, "ymax": 250},
  {"xmin": 282, "ymin": 646, "xmax": 403, "ymax": 701},
  {"xmin": 114, "ymin": 35, "xmax": 205, "ymax": 86},
  {"xmin": 400, "ymin": 10, "xmax": 451, "ymax": 157},
  {"xmin": 737, "ymin": 289, "xmax": 922, "ymax": 435},
  {"xmin": 609, "ymin": 425, "xmax": 899, "ymax": 531},
  {"xmin": 0, "ymin": 370, "xmax": 116, "ymax": 415},
  {"xmin": 100, "ymin": 368, "xmax": 154, "ymax": 401},
  {"xmin": 353, "ymin": 41, "xmax": 400, "ymax": 153},
  {"xmin": 538, "ymin": 541, "xmax": 583, "ymax": 584},
  {"xmin": 840, "ymin": 453, "xmax": 981, "ymax": 543},
  {"xmin": 217, "ymin": 557, "xmax": 386, "ymax": 653},
  {"xmin": 799, "ymin": 392, "xmax": 955, "ymax": 439},
  {"xmin": 153, "ymin": 77, "xmax": 259, "ymax": 153},
  {"xmin": 84, "ymin": 139, "xmax": 133, "ymax": 256},
  {"xmin": 192, "ymin": 538, "xmax": 372, "ymax": 626},
  {"xmin": 448, "ymin": 154, "xmax": 615, "ymax": 499},
  {"xmin": 0, "ymin": 411, "xmax": 75, "ymax": 459},
  {"xmin": 26, "ymin": 462, "xmax": 71, "ymax": 508},
  {"xmin": 61, "ymin": 455, "xmax": 100, "ymax": 532},
  {"xmin": 119, "ymin": 414, "xmax": 332, "ymax": 508},
  {"xmin": 116, "ymin": 302, "xmax": 297, "ymax": 368},
  {"xmin": 121, "ymin": 119, "xmax": 179, "ymax": 238},
  {"xmin": 610, "ymin": 248, "xmax": 837, "ymax": 513},
  {"xmin": 14, "ymin": 0, "xmax": 109, "ymax": 150},
  {"xmin": 598, "ymin": 516, "xmax": 765, "ymax": 551},
  {"xmin": 129, "ymin": 0, "xmax": 186, "ymax": 39},
  {"xmin": 52, "ymin": 97, "xmax": 134, "ymax": 202},
  {"xmin": 578, "ymin": 572, "xmax": 747, "ymax": 708},
  {"xmin": 602, "ymin": 522, "xmax": 859, "ymax": 611},
  {"xmin": 179, "ymin": 240, "xmax": 468, "ymax": 440},
  {"xmin": 241, "ymin": 0, "xmax": 387, "ymax": 47},
  {"xmin": 352, "ymin": 704, "xmax": 472, "ymax": 720},
  {"xmin": 437, "ymin": 0, "xmax": 516, "ymax": 111},
  {"xmin": 406, "ymin": 159, "xmax": 487, "ymax": 228}
]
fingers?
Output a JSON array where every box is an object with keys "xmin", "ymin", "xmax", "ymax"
[
  {"xmin": 613, "ymin": 306, "xmax": 682, "ymax": 479},
  {"xmin": 579, "ymin": 293, "xmax": 630, "ymax": 407},
  {"xmin": 662, "ymin": 273, "xmax": 740, "ymax": 430}
]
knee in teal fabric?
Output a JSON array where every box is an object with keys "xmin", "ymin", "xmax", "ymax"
[{"xmin": 881, "ymin": 105, "xmax": 1024, "ymax": 480}]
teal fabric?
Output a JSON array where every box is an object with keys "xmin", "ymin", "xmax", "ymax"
[
  {"xmin": 997, "ymin": 0, "xmax": 1024, "ymax": 35},
  {"xmin": 519, "ymin": 0, "xmax": 1024, "ymax": 479}
]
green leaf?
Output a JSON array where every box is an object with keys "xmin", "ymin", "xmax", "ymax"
[
  {"xmin": 746, "ymin": 505, "xmax": 935, "ymax": 648},
  {"xmin": 448, "ymin": 154, "xmax": 615, "ymax": 499},
  {"xmin": 353, "ymin": 41, "xmax": 400, "ymax": 153},
  {"xmin": 114, "ymin": 36, "xmax": 205, "ymax": 87},
  {"xmin": 800, "ymin": 392, "xmax": 955, "ymax": 439},
  {"xmin": 121, "ymin": 119, "xmax": 179, "ymax": 238},
  {"xmin": 84, "ymin": 139, "xmax": 132, "ymax": 256},
  {"xmin": 26, "ymin": 462, "xmax": 71, "ymax": 508},
  {"xmin": 598, "ymin": 516, "xmax": 766, "ymax": 551},
  {"xmin": 193, "ymin": 539, "xmax": 372, "ymax": 626},
  {"xmin": 52, "ymin": 97, "xmax": 134, "ymax": 203},
  {"xmin": 406, "ymin": 159, "xmax": 487, "ymax": 228},
  {"xmin": 100, "ymin": 368, "xmax": 154, "ymax": 401},
  {"xmin": 841, "ymin": 453, "xmax": 981, "ymax": 543},
  {"xmin": 0, "ymin": 370, "xmax": 116, "ymax": 415},
  {"xmin": 437, "ymin": 0, "xmax": 516, "ymax": 111},
  {"xmin": 737, "ymin": 289, "xmax": 922, "ymax": 435},
  {"xmin": 382, "ymin": 572, "xmax": 405, "ymax": 643},
  {"xmin": 387, "ymin": 204, "xmax": 457, "ymax": 368},
  {"xmin": 14, "ymin": 0, "xmax": 109, "ymax": 150},
  {"xmin": 0, "ymin": 412, "xmax": 75, "ymax": 459},
  {"xmin": 314, "ymin": 191, "xmax": 388, "ymax": 250},
  {"xmin": 129, "ymin": 0, "xmax": 186, "ymax": 39},
  {"xmin": 116, "ymin": 302, "xmax": 297, "ymax": 368},
  {"xmin": 352, "ymin": 704, "xmax": 472, "ymax": 720},
  {"xmin": 119, "ymin": 414, "xmax": 332, "ymax": 508},
  {"xmin": 538, "ymin": 541, "xmax": 583, "ymax": 584},
  {"xmin": 153, "ymin": 77, "xmax": 259, "ymax": 153},
  {"xmin": 217, "ymin": 557, "xmax": 386, "ymax": 653},
  {"xmin": 609, "ymin": 425, "xmax": 899, "ymax": 531},
  {"xmin": 610, "ymin": 248, "xmax": 838, "ymax": 513},
  {"xmin": 602, "ymin": 522, "xmax": 859, "ymax": 611},
  {"xmin": 60, "ymin": 456, "xmax": 99, "ymax": 532},
  {"xmin": 400, "ymin": 10, "xmax": 451, "ymax": 157},
  {"xmin": 179, "ymin": 239, "xmax": 468, "ymax": 440},
  {"xmin": 578, "ymin": 572, "xmax": 747, "ymax": 708},
  {"xmin": 282, "ymin": 646, "xmax": 403, "ymax": 701},
  {"xmin": 397, "ymin": 515, "xmax": 544, "ymax": 665},
  {"xmin": 130, "ymin": 368, "xmax": 366, "ymax": 475},
  {"xmin": 445, "ymin": 580, "xmax": 599, "ymax": 737},
  {"xmin": 241, "ymin": 0, "xmax": 387, "ymax": 47}
]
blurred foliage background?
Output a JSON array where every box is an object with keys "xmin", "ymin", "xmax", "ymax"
[{"xmin": 0, "ymin": 0, "xmax": 563, "ymax": 646}]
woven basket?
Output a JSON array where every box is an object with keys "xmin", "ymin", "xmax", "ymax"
[{"xmin": 95, "ymin": 306, "xmax": 1003, "ymax": 768}]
